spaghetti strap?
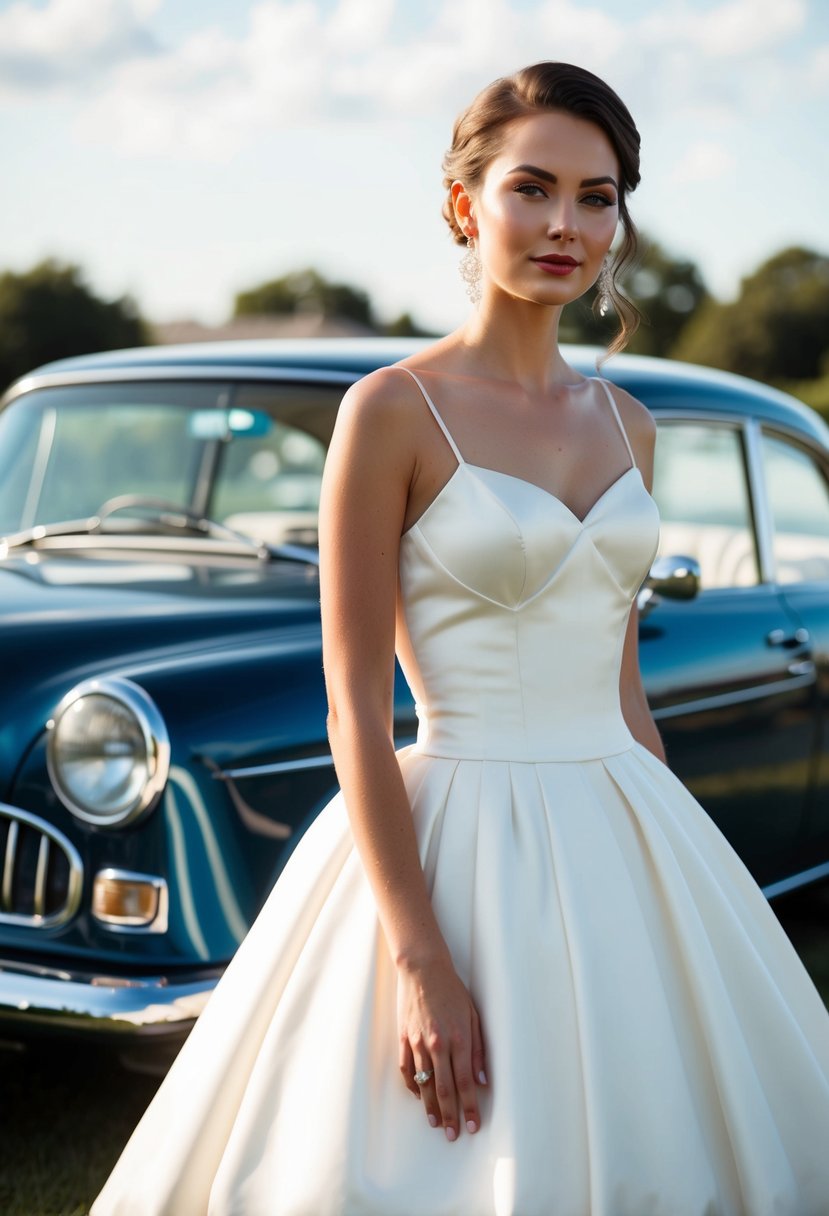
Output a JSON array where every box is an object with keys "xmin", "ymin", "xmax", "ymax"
[
  {"xmin": 397, "ymin": 367, "xmax": 465, "ymax": 465},
  {"xmin": 595, "ymin": 378, "xmax": 636, "ymax": 470}
]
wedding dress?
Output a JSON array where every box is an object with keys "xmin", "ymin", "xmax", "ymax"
[{"xmin": 92, "ymin": 371, "xmax": 829, "ymax": 1215}]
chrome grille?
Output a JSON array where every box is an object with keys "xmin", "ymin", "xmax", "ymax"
[{"xmin": 0, "ymin": 804, "xmax": 83, "ymax": 928}]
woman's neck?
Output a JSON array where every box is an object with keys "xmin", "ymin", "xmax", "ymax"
[{"xmin": 456, "ymin": 294, "xmax": 585, "ymax": 393}]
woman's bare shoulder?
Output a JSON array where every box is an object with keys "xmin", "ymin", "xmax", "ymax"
[
  {"xmin": 328, "ymin": 363, "xmax": 446, "ymax": 489},
  {"xmin": 336, "ymin": 364, "xmax": 428, "ymax": 438}
]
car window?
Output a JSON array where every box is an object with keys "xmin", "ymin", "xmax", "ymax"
[
  {"xmin": 210, "ymin": 383, "xmax": 339, "ymax": 548},
  {"xmin": 0, "ymin": 382, "xmax": 223, "ymax": 533},
  {"xmin": 652, "ymin": 422, "xmax": 759, "ymax": 589},
  {"xmin": 761, "ymin": 432, "xmax": 829, "ymax": 584}
]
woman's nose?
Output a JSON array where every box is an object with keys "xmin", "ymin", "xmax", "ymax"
[{"xmin": 547, "ymin": 202, "xmax": 577, "ymax": 241}]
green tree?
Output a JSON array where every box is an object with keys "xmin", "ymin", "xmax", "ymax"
[
  {"xmin": 382, "ymin": 311, "xmax": 437, "ymax": 338},
  {"xmin": 560, "ymin": 235, "xmax": 709, "ymax": 356},
  {"xmin": 673, "ymin": 246, "xmax": 829, "ymax": 383},
  {"xmin": 0, "ymin": 260, "xmax": 148, "ymax": 392},
  {"xmin": 234, "ymin": 268, "xmax": 376, "ymax": 328}
]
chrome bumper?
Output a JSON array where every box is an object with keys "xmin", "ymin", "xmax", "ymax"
[{"xmin": 0, "ymin": 957, "xmax": 222, "ymax": 1038}]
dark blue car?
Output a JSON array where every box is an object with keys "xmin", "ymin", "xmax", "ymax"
[{"xmin": 2, "ymin": 339, "xmax": 829, "ymax": 1052}]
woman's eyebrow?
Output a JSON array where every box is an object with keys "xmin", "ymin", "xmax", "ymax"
[{"xmin": 508, "ymin": 164, "xmax": 618, "ymax": 191}]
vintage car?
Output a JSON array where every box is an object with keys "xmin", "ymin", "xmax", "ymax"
[{"xmin": 2, "ymin": 338, "xmax": 829, "ymax": 1057}]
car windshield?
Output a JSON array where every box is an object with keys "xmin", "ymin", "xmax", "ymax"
[{"xmin": 0, "ymin": 379, "xmax": 338, "ymax": 546}]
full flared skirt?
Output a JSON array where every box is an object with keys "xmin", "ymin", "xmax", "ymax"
[{"xmin": 92, "ymin": 742, "xmax": 829, "ymax": 1216}]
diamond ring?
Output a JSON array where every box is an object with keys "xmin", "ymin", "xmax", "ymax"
[{"xmin": 413, "ymin": 1069, "xmax": 434, "ymax": 1086}]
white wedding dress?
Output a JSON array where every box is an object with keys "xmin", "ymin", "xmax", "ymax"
[{"xmin": 93, "ymin": 372, "xmax": 829, "ymax": 1215}]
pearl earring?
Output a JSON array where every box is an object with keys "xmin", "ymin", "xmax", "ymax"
[{"xmin": 459, "ymin": 235, "xmax": 482, "ymax": 305}]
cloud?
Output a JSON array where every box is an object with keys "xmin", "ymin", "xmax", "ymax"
[
  {"xmin": 640, "ymin": 0, "xmax": 806, "ymax": 58},
  {"xmin": 807, "ymin": 43, "xmax": 829, "ymax": 91},
  {"xmin": 0, "ymin": 0, "xmax": 161, "ymax": 96},
  {"xmin": 66, "ymin": 0, "xmax": 638, "ymax": 159},
  {"xmin": 324, "ymin": 0, "xmax": 395, "ymax": 52},
  {"xmin": 670, "ymin": 140, "xmax": 735, "ymax": 185},
  {"xmin": 0, "ymin": 0, "xmax": 816, "ymax": 161},
  {"xmin": 691, "ymin": 0, "xmax": 806, "ymax": 57}
]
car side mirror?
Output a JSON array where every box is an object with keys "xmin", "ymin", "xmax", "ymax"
[{"xmin": 638, "ymin": 554, "xmax": 701, "ymax": 616}]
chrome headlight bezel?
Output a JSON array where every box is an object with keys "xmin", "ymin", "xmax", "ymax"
[{"xmin": 46, "ymin": 676, "xmax": 171, "ymax": 827}]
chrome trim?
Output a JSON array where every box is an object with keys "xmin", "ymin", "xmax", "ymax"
[
  {"xmin": 2, "ymin": 818, "xmax": 17, "ymax": 908},
  {"xmin": 33, "ymin": 834, "xmax": 50, "ymax": 918},
  {"xmin": 743, "ymin": 417, "xmax": 776, "ymax": 584},
  {"xmin": 92, "ymin": 868, "xmax": 169, "ymax": 933},
  {"xmin": 46, "ymin": 676, "xmax": 171, "ymax": 827},
  {"xmin": 652, "ymin": 671, "xmax": 816, "ymax": 721},
  {"xmin": 0, "ymin": 803, "xmax": 83, "ymax": 928},
  {"xmin": 214, "ymin": 737, "xmax": 418, "ymax": 782},
  {"xmin": 215, "ymin": 753, "xmax": 337, "ymax": 781},
  {"xmin": 788, "ymin": 659, "xmax": 816, "ymax": 677},
  {"xmin": 21, "ymin": 406, "xmax": 56, "ymax": 530},
  {"xmin": 651, "ymin": 408, "xmax": 745, "ymax": 426},
  {"xmin": 763, "ymin": 859, "xmax": 829, "ymax": 901},
  {"xmin": 0, "ymin": 957, "xmax": 221, "ymax": 1034},
  {"xmin": 15, "ymin": 531, "xmax": 266, "ymax": 557},
  {"xmin": 4, "ymin": 530, "xmax": 320, "ymax": 567}
]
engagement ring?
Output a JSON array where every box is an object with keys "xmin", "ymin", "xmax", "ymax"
[{"xmin": 414, "ymin": 1069, "xmax": 434, "ymax": 1086}]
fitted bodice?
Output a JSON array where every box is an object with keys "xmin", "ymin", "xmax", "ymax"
[{"xmin": 396, "ymin": 372, "xmax": 661, "ymax": 762}]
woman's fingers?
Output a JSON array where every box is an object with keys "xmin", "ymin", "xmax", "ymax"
[
  {"xmin": 451, "ymin": 1033, "xmax": 481, "ymax": 1135},
  {"xmin": 430, "ymin": 1034, "xmax": 461, "ymax": 1141},
  {"xmin": 412, "ymin": 1052, "xmax": 441, "ymax": 1128},
  {"xmin": 399, "ymin": 1039, "xmax": 419, "ymax": 1098},
  {"xmin": 471, "ymin": 1005, "xmax": 488, "ymax": 1088},
  {"xmin": 402, "ymin": 1036, "xmax": 443, "ymax": 1129}
]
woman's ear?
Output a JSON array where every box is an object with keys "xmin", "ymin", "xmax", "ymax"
[{"xmin": 451, "ymin": 181, "xmax": 476, "ymax": 237}]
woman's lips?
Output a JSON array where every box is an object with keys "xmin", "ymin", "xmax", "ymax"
[{"xmin": 531, "ymin": 257, "xmax": 581, "ymax": 276}]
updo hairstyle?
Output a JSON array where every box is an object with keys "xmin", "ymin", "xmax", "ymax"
[{"xmin": 442, "ymin": 62, "xmax": 642, "ymax": 355}]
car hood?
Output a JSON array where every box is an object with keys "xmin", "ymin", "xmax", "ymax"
[{"xmin": 0, "ymin": 547, "xmax": 321, "ymax": 789}]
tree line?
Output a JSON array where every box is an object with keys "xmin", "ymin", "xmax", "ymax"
[{"xmin": 1, "ymin": 242, "xmax": 827, "ymax": 414}]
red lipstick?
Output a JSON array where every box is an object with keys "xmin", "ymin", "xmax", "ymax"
[{"xmin": 531, "ymin": 255, "xmax": 581, "ymax": 276}]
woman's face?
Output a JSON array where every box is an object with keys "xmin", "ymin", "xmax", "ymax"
[{"xmin": 460, "ymin": 109, "xmax": 620, "ymax": 308}]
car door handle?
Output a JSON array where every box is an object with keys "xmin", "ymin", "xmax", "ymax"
[
  {"xmin": 767, "ymin": 627, "xmax": 810, "ymax": 648},
  {"xmin": 787, "ymin": 659, "xmax": 816, "ymax": 677}
]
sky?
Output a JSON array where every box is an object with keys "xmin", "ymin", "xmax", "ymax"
[{"xmin": 1, "ymin": 0, "xmax": 828, "ymax": 335}]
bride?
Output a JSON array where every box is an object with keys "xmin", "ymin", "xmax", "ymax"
[{"xmin": 93, "ymin": 61, "xmax": 829, "ymax": 1215}]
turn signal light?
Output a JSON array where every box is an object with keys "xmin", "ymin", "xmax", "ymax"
[{"xmin": 92, "ymin": 870, "xmax": 166, "ymax": 929}]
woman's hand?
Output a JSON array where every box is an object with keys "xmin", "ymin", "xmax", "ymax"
[{"xmin": 397, "ymin": 955, "xmax": 488, "ymax": 1141}]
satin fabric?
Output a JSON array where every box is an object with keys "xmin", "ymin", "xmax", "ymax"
[{"xmin": 92, "ymin": 378, "xmax": 829, "ymax": 1215}]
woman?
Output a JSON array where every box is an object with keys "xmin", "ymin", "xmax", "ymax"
[{"xmin": 93, "ymin": 62, "xmax": 829, "ymax": 1215}]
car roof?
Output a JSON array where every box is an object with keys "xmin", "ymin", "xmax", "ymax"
[{"xmin": 7, "ymin": 337, "xmax": 828, "ymax": 448}]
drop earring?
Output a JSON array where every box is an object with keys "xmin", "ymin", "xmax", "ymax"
[
  {"xmin": 459, "ymin": 235, "xmax": 482, "ymax": 305},
  {"xmin": 597, "ymin": 258, "xmax": 613, "ymax": 318}
]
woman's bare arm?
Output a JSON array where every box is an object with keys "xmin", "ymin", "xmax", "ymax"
[{"xmin": 318, "ymin": 368, "xmax": 486, "ymax": 1140}]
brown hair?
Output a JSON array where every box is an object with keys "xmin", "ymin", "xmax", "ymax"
[{"xmin": 442, "ymin": 62, "xmax": 642, "ymax": 356}]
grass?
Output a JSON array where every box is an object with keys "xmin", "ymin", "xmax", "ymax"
[
  {"xmin": 2, "ymin": 880, "xmax": 828, "ymax": 1215},
  {"xmin": 0, "ymin": 1037, "xmax": 163, "ymax": 1216}
]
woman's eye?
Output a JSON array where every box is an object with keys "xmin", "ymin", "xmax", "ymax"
[
  {"xmin": 581, "ymin": 192, "xmax": 616, "ymax": 208},
  {"xmin": 514, "ymin": 182, "xmax": 546, "ymax": 197}
]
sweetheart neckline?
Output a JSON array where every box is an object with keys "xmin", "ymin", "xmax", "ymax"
[
  {"xmin": 468, "ymin": 462, "xmax": 642, "ymax": 524},
  {"xmin": 404, "ymin": 463, "xmax": 646, "ymax": 537}
]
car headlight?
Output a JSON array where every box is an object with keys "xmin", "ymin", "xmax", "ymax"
[{"xmin": 46, "ymin": 677, "xmax": 170, "ymax": 827}]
